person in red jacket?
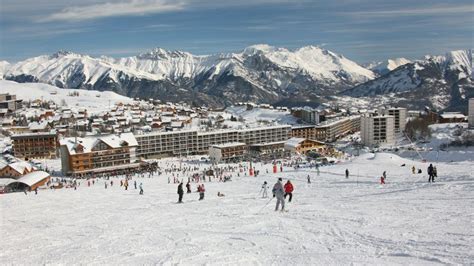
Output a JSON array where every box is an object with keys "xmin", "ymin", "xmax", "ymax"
[{"xmin": 284, "ymin": 180, "xmax": 294, "ymax": 202}]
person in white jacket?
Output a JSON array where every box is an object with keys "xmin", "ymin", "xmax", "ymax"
[{"xmin": 261, "ymin": 181, "xmax": 269, "ymax": 198}]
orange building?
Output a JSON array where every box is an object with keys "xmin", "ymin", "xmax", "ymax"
[{"xmin": 60, "ymin": 133, "xmax": 140, "ymax": 176}]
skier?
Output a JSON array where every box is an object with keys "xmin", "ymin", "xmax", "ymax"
[
  {"xmin": 261, "ymin": 181, "xmax": 269, "ymax": 198},
  {"xmin": 433, "ymin": 166, "xmax": 437, "ymax": 178},
  {"xmin": 428, "ymin": 164, "xmax": 435, "ymax": 183},
  {"xmin": 383, "ymin": 171, "xmax": 387, "ymax": 180},
  {"xmin": 307, "ymin": 175, "xmax": 311, "ymax": 184},
  {"xmin": 124, "ymin": 180, "xmax": 128, "ymax": 190},
  {"xmin": 380, "ymin": 175, "xmax": 385, "ymax": 184},
  {"xmin": 412, "ymin": 166, "xmax": 416, "ymax": 174},
  {"xmin": 186, "ymin": 181, "xmax": 191, "ymax": 193},
  {"xmin": 198, "ymin": 184, "xmax": 205, "ymax": 200},
  {"xmin": 177, "ymin": 182, "xmax": 184, "ymax": 203},
  {"xmin": 134, "ymin": 180, "xmax": 137, "ymax": 189},
  {"xmin": 139, "ymin": 183, "xmax": 144, "ymax": 195},
  {"xmin": 345, "ymin": 169, "xmax": 349, "ymax": 179},
  {"xmin": 284, "ymin": 180, "xmax": 294, "ymax": 202},
  {"xmin": 272, "ymin": 178, "xmax": 285, "ymax": 211},
  {"xmin": 35, "ymin": 188, "xmax": 38, "ymax": 195}
]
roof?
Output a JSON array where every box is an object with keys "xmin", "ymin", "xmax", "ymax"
[
  {"xmin": 0, "ymin": 178, "xmax": 16, "ymax": 187},
  {"xmin": 285, "ymin": 137, "xmax": 306, "ymax": 148},
  {"xmin": 11, "ymin": 131, "xmax": 57, "ymax": 139},
  {"xmin": 60, "ymin": 133, "xmax": 138, "ymax": 155},
  {"xmin": 3, "ymin": 161, "xmax": 33, "ymax": 174},
  {"xmin": 250, "ymin": 141, "xmax": 286, "ymax": 147},
  {"xmin": 211, "ymin": 142, "xmax": 247, "ymax": 149},
  {"xmin": 28, "ymin": 121, "xmax": 49, "ymax": 131},
  {"xmin": 440, "ymin": 112, "xmax": 466, "ymax": 119},
  {"xmin": 14, "ymin": 171, "xmax": 50, "ymax": 187}
]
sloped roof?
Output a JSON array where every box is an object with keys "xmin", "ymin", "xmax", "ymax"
[
  {"xmin": 14, "ymin": 171, "xmax": 50, "ymax": 187},
  {"xmin": 60, "ymin": 133, "xmax": 138, "ymax": 155},
  {"xmin": 6, "ymin": 161, "xmax": 33, "ymax": 174}
]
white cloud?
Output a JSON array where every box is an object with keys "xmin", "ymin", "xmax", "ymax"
[
  {"xmin": 39, "ymin": 0, "xmax": 185, "ymax": 22},
  {"xmin": 346, "ymin": 4, "xmax": 474, "ymax": 17}
]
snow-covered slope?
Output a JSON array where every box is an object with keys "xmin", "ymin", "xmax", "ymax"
[
  {"xmin": 345, "ymin": 49, "xmax": 474, "ymax": 110},
  {"xmin": 1, "ymin": 152, "xmax": 473, "ymax": 264},
  {"xmin": 2, "ymin": 45, "xmax": 375, "ymax": 107},
  {"xmin": 0, "ymin": 80, "xmax": 133, "ymax": 114}
]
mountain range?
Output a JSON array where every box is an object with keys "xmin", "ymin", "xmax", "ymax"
[{"xmin": 2, "ymin": 45, "xmax": 473, "ymax": 111}]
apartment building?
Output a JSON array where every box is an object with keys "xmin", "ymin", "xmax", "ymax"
[
  {"xmin": 313, "ymin": 116, "xmax": 361, "ymax": 142},
  {"xmin": 379, "ymin": 107, "xmax": 407, "ymax": 133},
  {"xmin": 59, "ymin": 133, "xmax": 139, "ymax": 176},
  {"xmin": 0, "ymin": 93, "xmax": 22, "ymax": 112},
  {"xmin": 209, "ymin": 142, "xmax": 247, "ymax": 163},
  {"xmin": 135, "ymin": 125, "xmax": 291, "ymax": 159},
  {"xmin": 361, "ymin": 114, "xmax": 395, "ymax": 147},
  {"xmin": 11, "ymin": 131, "xmax": 58, "ymax": 159},
  {"xmin": 469, "ymin": 98, "xmax": 474, "ymax": 129}
]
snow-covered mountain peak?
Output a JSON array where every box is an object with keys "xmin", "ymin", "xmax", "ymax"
[
  {"xmin": 51, "ymin": 50, "xmax": 81, "ymax": 59},
  {"xmin": 370, "ymin": 57, "xmax": 411, "ymax": 75},
  {"xmin": 242, "ymin": 44, "xmax": 280, "ymax": 55},
  {"xmin": 137, "ymin": 47, "xmax": 192, "ymax": 60}
]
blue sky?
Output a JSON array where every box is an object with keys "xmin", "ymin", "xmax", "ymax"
[{"xmin": 0, "ymin": 0, "xmax": 472, "ymax": 63}]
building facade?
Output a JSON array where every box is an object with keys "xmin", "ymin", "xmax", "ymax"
[
  {"xmin": 209, "ymin": 142, "xmax": 247, "ymax": 163},
  {"xmin": 379, "ymin": 107, "xmax": 407, "ymax": 133},
  {"xmin": 60, "ymin": 133, "xmax": 139, "ymax": 176},
  {"xmin": 11, "ymin": 132, "xmax": 58, "ymax": 159},
  {"xmin": 361, "ymin": 114, "xmax": 395, "ymax": 147},
  {"xmin": 135, "ymin": 125, "xmax": 291, "ymax": 159},
  {"xmin": 0, "ymin": 93, "xmax": 22, "ymax": 112}
]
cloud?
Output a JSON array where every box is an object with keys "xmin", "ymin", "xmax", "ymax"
[
  {"xmin": 39, "ymin": 0, "xmax": 185, "ymax": 22},
  {"xmin": 346, "ymin": 4, "xmax": 474, "ymax": 17}
]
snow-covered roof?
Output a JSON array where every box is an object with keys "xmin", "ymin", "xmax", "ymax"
[
  {"xmin": 60, "ymin": 133, "xmax": 138, "ymax": 155},
  {"xmin": 285, "ymin": 138, "xmax": 306, "ymax": 148},
  {"xmin": 440, "ymin": 112, "xmax": 466, "ymax": 119},
  {"xmin": 28, "ymin": 121, "xmax": 49, "ymax": 131},
  {"xmin": 14, "ymin": 171, "xmax": 50, "ymax": 187},
  {"xmin": 2, "ymin": 161, "xmax": 33, "ymax": 174},
  {"xmin": 211, "ymin": 142, "xmax": 247, "ymax": 149},
  {"xmin": 0, "ymin": 178, "xmax": 16, "ymax": 187}
]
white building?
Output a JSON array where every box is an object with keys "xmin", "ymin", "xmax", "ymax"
[
  {"xmin": 379, "ymin": 107, "xmax": 407, "ymax": 133},
  {"xmin": 469, "ymin": 98, "xmax": 474, "ymax": 129},
  {"xmin": 361, "ymin": 114, "xmax": 395, "ymax": 147}
]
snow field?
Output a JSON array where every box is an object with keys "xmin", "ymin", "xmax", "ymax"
[{"xmin": 1, "ymin": 153, "xmax": 473, "ymax": 264}]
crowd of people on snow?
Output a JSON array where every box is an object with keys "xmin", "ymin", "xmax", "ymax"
[{"xmin": 20, "ymin": 155, "xmax": 441, "ymax": 215}]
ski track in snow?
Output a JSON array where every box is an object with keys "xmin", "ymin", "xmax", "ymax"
[{"xmin": 1, "ymin": 153, "xmax": 473, "ymax": 264}]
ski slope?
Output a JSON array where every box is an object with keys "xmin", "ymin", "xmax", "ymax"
[{"xmin": 1, "ymin": 153, "xmax": 473, "ymax": 264}]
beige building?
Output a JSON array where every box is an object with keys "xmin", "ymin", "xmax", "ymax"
[
  {"xmin": 209, "ymin": 142, "xmax": 247, "ymax": 163},
  {"xmin": 135, "ymin": 125, "xmax": 291, "ymax": 159},
  {"xmin": 379, "ymin": 107, "xmax": 407, "ymax": 133},
  {"xmin": 361, "ymin": 114, "xmax": 395, "ymax": 147},
  {"xmin": 313, "ymin": 116, "xmax": 360, "ymax": 142},
  {"xmin": 469, "ymin": 98, "xmax": 474, "ymax": 129}
]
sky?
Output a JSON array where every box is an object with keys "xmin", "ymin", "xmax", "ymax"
[{"xmin": 0, "ymin": 0, "xmax": 473, "ymax": 63}]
